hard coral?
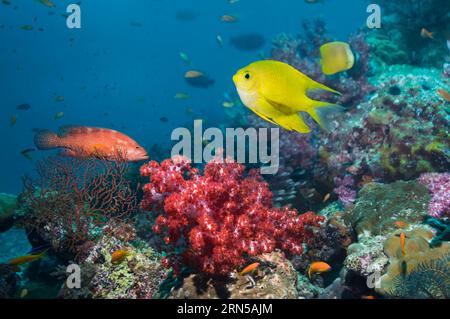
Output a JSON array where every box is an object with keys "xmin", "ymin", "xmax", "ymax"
[
  {"xmin": 169, "ymin": 251, "xmax": 298, "ymax": 299},
  {"xmin": 419, "ymin": 172, "xmax": 450, "ymax": 218},
  {"xmin": 87, "ymin": 237, "xmax": 168, "ymax": 299},
  {"xmin": 140, "ymin": 157, "xmax": 324, "ymax": 276},
  {"xmin": 348, "ymin": 180, "xmax": 430, "ymax": 237},
  {"xmin": 318, "ymin": 66, "xmax": 449, "ymax": 187}
]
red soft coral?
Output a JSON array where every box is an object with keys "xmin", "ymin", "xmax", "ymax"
[{"xmin": 141, "ymin": 157, "xmax": 324, "ymax": 276}]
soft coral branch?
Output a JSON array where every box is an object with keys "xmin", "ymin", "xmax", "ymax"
[{"xmin": 140, "ymin": 157, "xmax": 324, "ymax": 276}]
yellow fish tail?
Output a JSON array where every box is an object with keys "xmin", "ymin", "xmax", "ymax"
[
  {"xmin": 275, "ymin": 113, "xmax": 311, "ymax": 133},
  {"xmin": 307, "ymin": 101, "xmax": 344, "ymax": 131},
  {"xmin": 308, "ymin": 80, "xmax": 341, "ymax": 95}
]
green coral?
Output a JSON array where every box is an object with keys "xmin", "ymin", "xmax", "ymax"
[{"xmin": 348, "ymin": 180, "xmax": 429, "ymax": 236}]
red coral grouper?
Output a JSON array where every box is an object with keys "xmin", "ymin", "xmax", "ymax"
[{"xmin": 34, "ymin": 125, "xmax": 149, "ymax": 162}]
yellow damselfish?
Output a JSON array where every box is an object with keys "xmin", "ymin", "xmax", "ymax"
[
  {"xmin": 232, "ymin": 60, "xmax": 342, "ymax": 133},
  {"xmin": 320, "ymin": 41, "xmax": 355, "ymax": 75}
]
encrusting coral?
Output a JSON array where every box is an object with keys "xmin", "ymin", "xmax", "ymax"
[{"xmin": 169, "ymin": 251, "xmax": 298, "ymax": 299}]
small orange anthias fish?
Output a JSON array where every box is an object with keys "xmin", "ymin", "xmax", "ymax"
[
  {"xmin": 437, "ymin": 89, "xmax": 450, "ymax": 102},
  {"xmin": 239, "ymin": 262, "xmax": 260, "ymax": 276},
  {"xmin": 400, "ymin": 232, "xmax": 406, "ymax": 256},
  {"xmin": 111, "ymin": 249, "xmax": 130, "ymax": 264},
  {"xmin": 34, "ymin": 126, "xmax": 148, "ymax": 162},
  {"xmin": 308, "ymin": 261, "xmax": 331, "ymax": 278},
  {"xmin": 8, "ymin": 250, "xmax": 48, "ymax": 271},
  {"xmin": 420, "ymin": 28, "xmax": 434, "ymax": 40},
  {"xmin": 361, "ymin": 295, "xmax": 376, "ymax": 300}
]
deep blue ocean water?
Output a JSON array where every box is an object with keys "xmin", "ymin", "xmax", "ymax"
[{"xmin": 0, "ymin": 0, "xmax": 369, "ymax": 194}]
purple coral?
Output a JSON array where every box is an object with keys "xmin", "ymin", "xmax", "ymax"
[
  {"xmin": 419, "ymin": 172, "xmax": 450, "ymax": 218},
  {"xmin": 333, "ymin": 175, "xmax": 357, "ymax": 207}
]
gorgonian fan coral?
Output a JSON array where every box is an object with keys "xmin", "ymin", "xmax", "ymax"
[
  {"xmin": 18, "ymin": 156, "xmax": 138, "ymax": 261},
  {"xmin": 140, "ymin": 156, "xmax": 324, "ymax": 276}
]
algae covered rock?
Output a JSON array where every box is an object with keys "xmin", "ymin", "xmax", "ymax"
[
  {"xmin": 344, "ymin": 234, "xmax": 388, "ymax": 277},
  {"xmin": 58, "ymin": 236, "xmax": 168, "ymax": 299},
  {"xmin": 376, "ymin": 227, "xmax": 450, "ymax": 298},
  {"xmin": 0, "ymin": 193, "xmax": 18, "ymax": 233},
  {"xmin": 170, "ymin": 251, "xmax": 298, "ymax": 299},
  {"xmin": 348, "ymin": 181, "xmax": 430, "ymax": 236}
]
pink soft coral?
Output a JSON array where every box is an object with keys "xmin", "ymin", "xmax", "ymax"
[
  {"xmin": 140, "ymin": 157, "xmax": 324, "ymax": 276},
  {"xmin": 419, "ymin": 172, "xmax": 450, "ymax": 218}
]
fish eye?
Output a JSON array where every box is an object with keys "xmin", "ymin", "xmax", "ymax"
[{"xmin": 244, "ymin": 72, "xmax": 250, "ymax": 80}]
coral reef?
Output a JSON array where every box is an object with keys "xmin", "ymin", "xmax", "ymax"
[
  {"xmin": 292, "ymin": 211, "xmax": 355, "ymax": 278},
  {"xmin": 57, "ymin": 235, "xmax": 168, "ymax": 299},
  {"xmin": 419, "ymin": 172, "xmax": 450, "ymax": 218},
  {"xmin": 272, "ymin": 18, "xmax": 375, "ymax": 107},
  {"xmin": 344, "ymin": 234, "xmax": 388, "ymax": 277},
  {"xmin": 140, "ymin": 156, "xmax": 325, "ymax": 276},
  {"xmin": 372, "ymin": 0, "xmax": 450, "ymax": 67},
  {"xmin": 169, "ymin": 251, "xmax": 298, "ymax": 299},
  {"xmin": 347, "ymin": 180, "xmax": 430, "ymax": 237},
  {"xmin": 377, "ymin": 227, "xmax": 450, "ymax": 298},
  {"xmin": 318, "ymin": 66, "xmax": 449, "ymax": 187},
  {"xmin": 17, "ymin": 156, "xmax": 138, "ymax": 262},
  {"xmin": 333, "ymin": 175, "xmax": 357, "ymax": 208},
  {"xmin": 86, "ymin": 237, "xmax": 168, "ymax": 299}
]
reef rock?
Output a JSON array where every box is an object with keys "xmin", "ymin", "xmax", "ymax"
[
  {"xmin": 296, "ymin": 273, "xmax": 324, "ymax": 299},
  {"xmin": 59, "ymin": 236, "xmax": 168, "ymax": 299},
  {"xmin": 344, "ymin": 234, "xmax": 388, "ymax": 277},
  {"xmin": 169, "ymin": 251, "xmax": 298, "ymax": 299},
  {"xmin": 0, "ymin": 193, "xmax": 17, "ymax": 233},
  {"xmin": 348, "ymin": 180, "xmax": 430, "ymax": 236},
  {"xmin": 292, "ymin": 211, "xmax": 355, "ymax": 276}
]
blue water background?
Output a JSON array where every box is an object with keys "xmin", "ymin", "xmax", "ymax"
[{"xmin": 0, "ymin": 0, "xmax": 369, "ymax": 194}]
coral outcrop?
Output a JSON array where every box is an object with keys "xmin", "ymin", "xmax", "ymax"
[
  {"xmin": 58, "ymin": 236, "xmax": 168, "ymax": 299},
  {"xmin": 169, "ymin": 251, "xmax": 298, "ymax": 299}
]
